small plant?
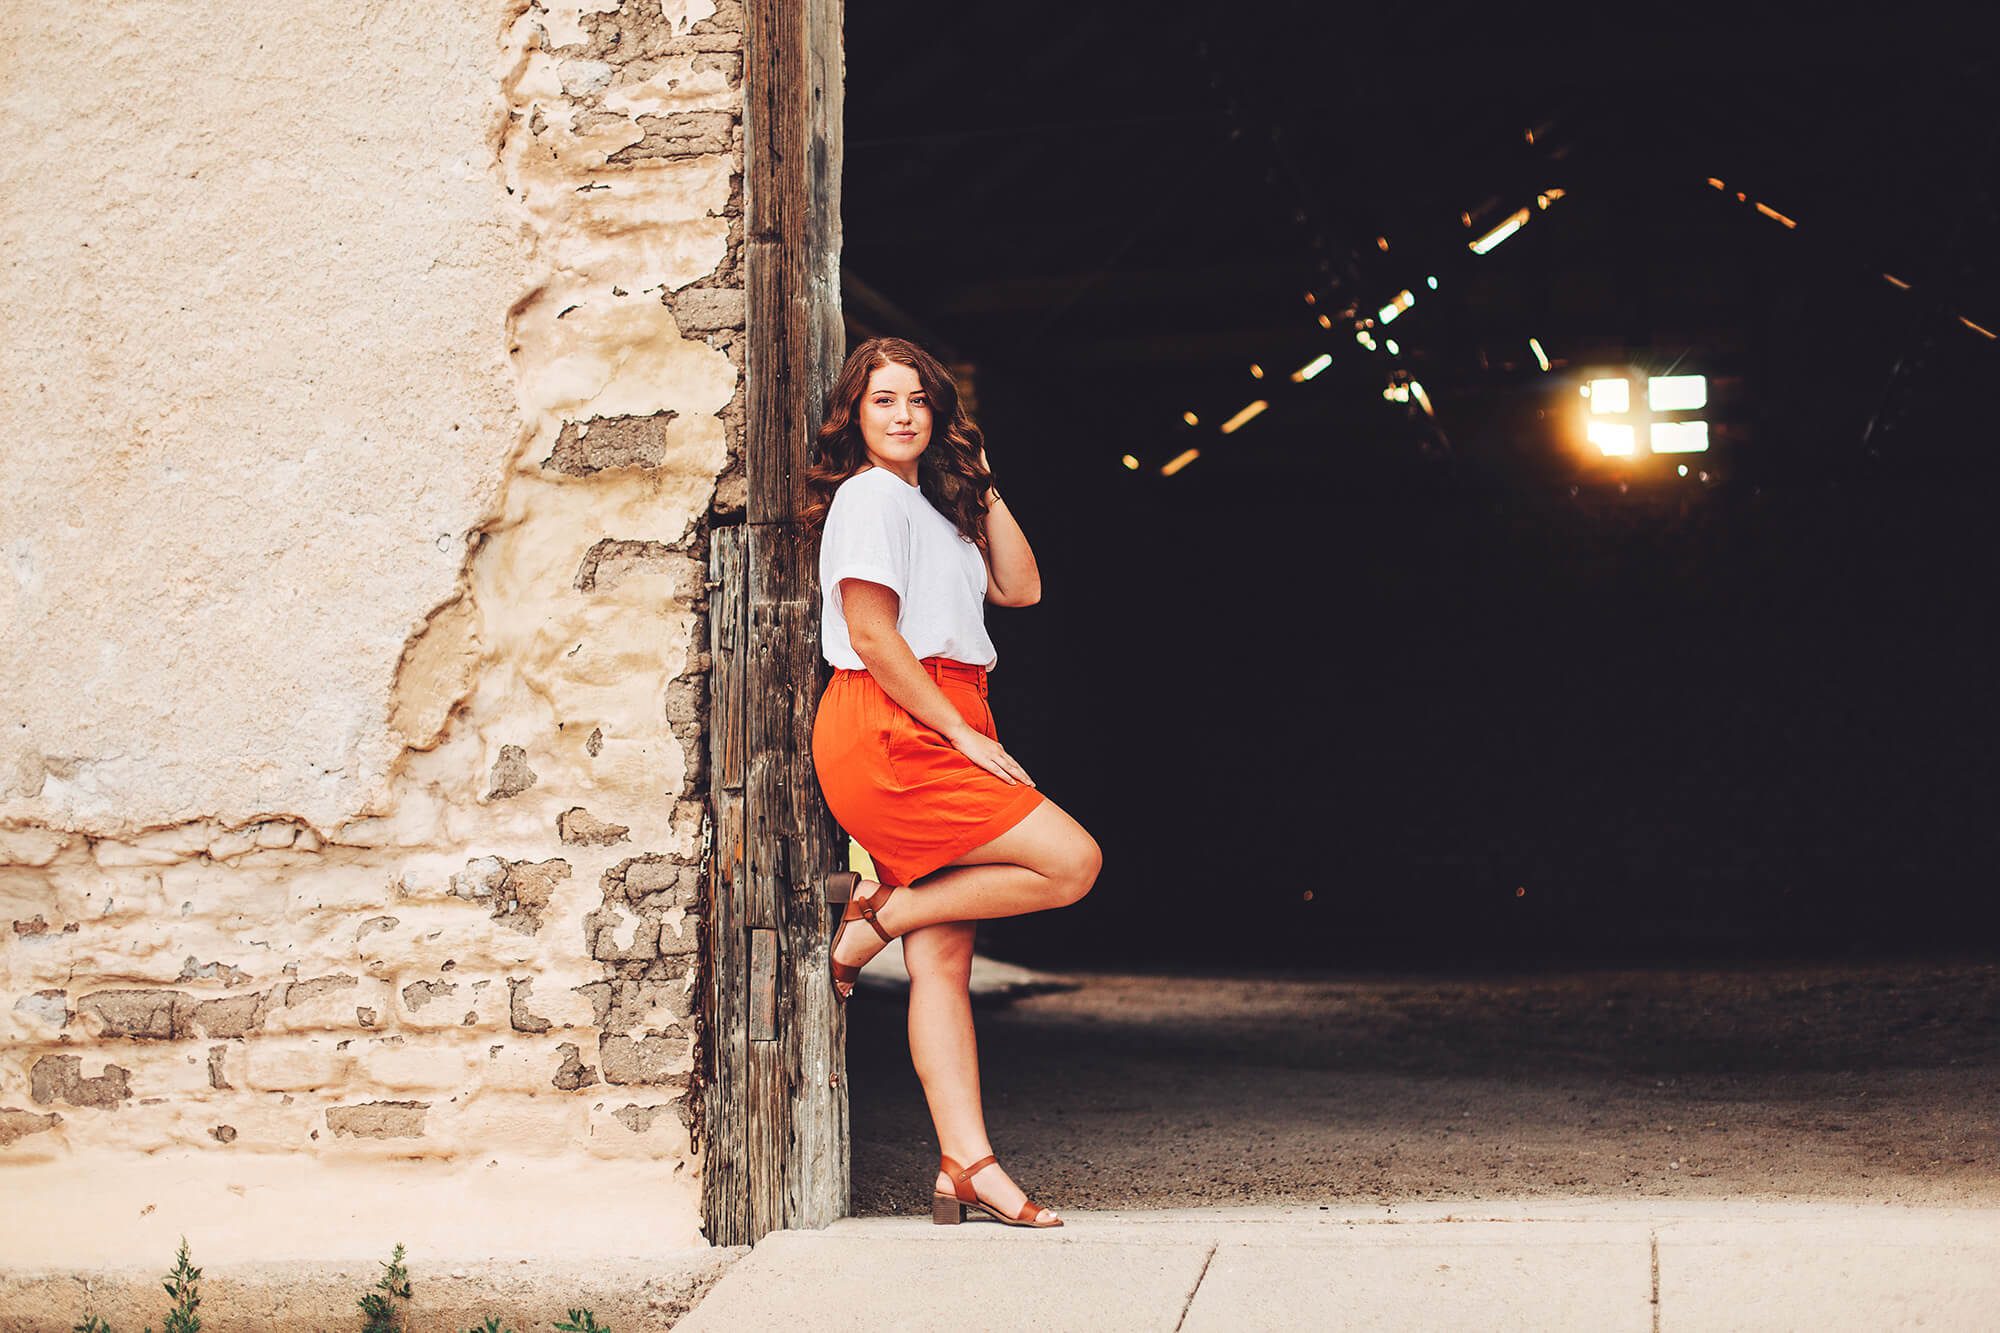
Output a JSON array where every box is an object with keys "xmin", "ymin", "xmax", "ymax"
[
  {"xmin": 159, "ymin": 1236, "xmax": 202, "ymax": 1333},
  {"xmin": 78, "ymin": 1235, "xmax": 205, "ymax": 1333},
  {"xmin": 356, "ymin": 1242, "xmax": 413, "ymax": 1333},
  {"xmin": 73, "ymin": 1239, "xmax": 614, "ymax": 1333}
]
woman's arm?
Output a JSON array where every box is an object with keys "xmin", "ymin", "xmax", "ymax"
[
  {"xmin": 842, "ymin": 579, "xmax": 980, "ymax": 743},
  {"xmin": 980, "ymin": 452, "xmax": 1041, "ymax": 606},
  {"xmin": 840, "ymin": 578, "xmax": 1035, "ymax": 787}
]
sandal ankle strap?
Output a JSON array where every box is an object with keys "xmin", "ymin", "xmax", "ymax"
[
  {"xmin": 940, "ymin": 1151, "xmax": 998, "ymax": 1202},
  {"xmin": 852, "ymin": 883, "xmax": 897, "ymax": 944}
]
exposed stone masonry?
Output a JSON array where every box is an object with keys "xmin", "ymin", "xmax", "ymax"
[{"xmin": 1, "ymin": 0, "xmax": 744, "ymax": 1249}]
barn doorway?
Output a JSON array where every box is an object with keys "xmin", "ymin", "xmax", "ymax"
[{"xmin": 833, "ymin": 2, "xmax": 2000, "ymax": 1218}]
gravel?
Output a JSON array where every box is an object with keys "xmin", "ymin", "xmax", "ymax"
[{"xmin": 848, "ymin": 956, "xmax": 2000, "ymax": 1216}]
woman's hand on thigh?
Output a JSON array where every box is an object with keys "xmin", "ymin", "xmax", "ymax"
[{"xmin": 951, "ymin": 728, "xmax": 1033, "ymax": 787}]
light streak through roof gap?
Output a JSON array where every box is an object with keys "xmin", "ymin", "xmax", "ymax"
[
  {"xmin": 1470, "ymin": 208, "xmax": 1531, "ymax": 255},
  {"xmin": 1218, "ymin": 401, "xmax": 1268, "ymax": 434}
]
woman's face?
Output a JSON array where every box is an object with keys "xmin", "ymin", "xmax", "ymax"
[{"xmin": 858, "ymin": 361, "xmax": 932, "ymax": 471}]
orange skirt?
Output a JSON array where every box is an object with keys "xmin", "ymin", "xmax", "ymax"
[{"xmin": 811, "ymin": 656, "xmax": 1047, "ymax": 888}]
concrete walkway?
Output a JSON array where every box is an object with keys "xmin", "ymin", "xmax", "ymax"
[{"xmin": 675, "ymin": 1199, "xmax": 2000, "ymax": 1332}]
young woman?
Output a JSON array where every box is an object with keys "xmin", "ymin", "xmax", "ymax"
[{"xmin": 801, "ymin": 336, "xmax": 1104, "ymax": 1229}]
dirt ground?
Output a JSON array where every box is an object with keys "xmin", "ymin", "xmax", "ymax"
[{"xmin": 846, "ymin": 955, "xmax": 2000, "ymax": 1216}]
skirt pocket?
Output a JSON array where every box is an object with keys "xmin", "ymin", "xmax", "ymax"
[{"xmin": 883, "ymin": 682, "xmax": 986, "ymax": 784}]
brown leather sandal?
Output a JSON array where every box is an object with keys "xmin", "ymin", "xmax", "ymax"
[
  {"xmin": 931, "ymin": 1152, "xmax": 1063, "ymax": 1228},
  {"xmin": 824, "ymin": 869, "xmax": 897, "ymax": 1000}
]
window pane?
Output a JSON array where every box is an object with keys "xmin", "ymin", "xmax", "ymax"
[
  {"xmin": 1651, "ymin": 421, "xmax": 1710, "ymax": 453},
  {"xmin": 1648, "ymin": 375, "xmax": 1708, "ymax": 412}
]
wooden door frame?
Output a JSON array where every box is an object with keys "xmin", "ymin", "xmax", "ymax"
[{"xmin": 701, "ymin": 0, "xmax": 848, "ymax": 1247}]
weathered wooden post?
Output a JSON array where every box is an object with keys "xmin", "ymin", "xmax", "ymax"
[{"xmin": 702, "ymin": 0, "xmax": 847, "ymax": 1246}]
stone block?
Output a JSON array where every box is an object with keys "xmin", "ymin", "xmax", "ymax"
[
  {"xmin": 2, "ymin": 866, "xmax": 59, "ymax": 928},
  {"xmin": 355, "ymin": 1037, "xmax": 478, "ymax": 1094},
  {"xmin": 76, "ymin": 988, "xmax": 189, "ymax": 1040},
  {"xmin": 188, "ymin": 988, "xmax": 276, "ymax": 1039},
  {"xmin": 573, "ymin": 540, "xmax": 703, "ymax": 595},
  {"xmin": 0, "ymin": 1106, "xmax": 63, "ymax": 1149},
  {"xmin": 157, "ymin": 861, "xmax": 290, "ymax": 917},
  {"xmin": 285, "ymin": 863, "xmax": 398, "ymax": 913},
  {"xmin": 442, "ymin": 1089, "xmax": 592, "ymax": 1157},
  {"xmin": 457, "ymin": 977, "xmax": 509, "ymax": 1031},
  {"xmin": 493, "ymin": 858, "xmax": 569, "ymax": 935},
  {"xmin": 242, "ymin": 1037, "xmax": 354, "ymax": 1093},
  {"xmin": 28, "ymin": 1054, "xmax": 131, "ymax": 1109},
  {"xmin": 544, "ymin": 416, "xmax": 677, "ymax": 476},
  {"xmin": 8, "ymin": 989, "xmax": 71, "ymax": 1042},
  {"xmin": 193, "ymin": 1093, "xmax": 321, "ymax": 1149},
  {"xmin": 0, "ymin": 826, "xmax": 74, "ymax": 867},
  {"xmin": 268, "ymin": 973, "xmax": 375, "ymax": 1032},
  {"xmin": 508, "ymin": 975, "xmax": 606, "ymax": 1033},
  {"xmin": 657, "ymin": 911, "xmax": 699, "ymax": 958},
  {"xmin": 552, "ymin": 1041, "xmax": 599, "ymax": 1091},
  {"xmin": 446, "ymin": 854, "xmax": 510, "ymax": 902},
  {"xmin": 586, "ymin": 1094, "xmax": 691, "ymax": 1160},
  {"xmin": 671, "ymin": 285, "xmax": 744, "ymax": 332},
  {"xmin": 615, "ymin": 110, "xmax": 734, "ymax": 158},
  {"xmin": 401, "ymin": 976, "xmax": 460, "ymax": 1014},
  {"xmin": 597, "ymin": 977, "xmax": 695, "ymax": 1029},
  {"xmin": 477, "ymin": 1036, "xmax": 605, "ymax": 1095},
  {"xmin": 599, "ymin": 1031, "xmax": 691, "ymax": 1085},
  {"xmin": 615, "ymin": 853, "xmax": 682, "ymax": 900},
  {"xmin": 325, "ymin": 1099, "xmax": 430, "ymax": 1140},
  {"xmin": 89, "ymin": 839, "xmax": 187, "ymax": 868},
  {"xmin": 559, "ymin": 807, "xmax": 631, "ymax": 846},
  {"xmin": 114, "ymin": 1043, "xmax": 225, "ymax": 1100}
]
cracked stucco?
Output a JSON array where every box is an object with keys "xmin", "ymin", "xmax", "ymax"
[{"xmin": 0, "ymin": 0, "xmax": 746, "ymax": 1266}]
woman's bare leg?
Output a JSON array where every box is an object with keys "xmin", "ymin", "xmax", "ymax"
[
  {"xmin": 831, "ymin": 796, "xmax": 1101, "ymax": 983},
  {"xmin": 859, "ymin": 795, "xmax": 1100, "ymax": 1223},
  {"xmin": 899, "ymin": 918, "xmax": 1056, "ymax": 1222}
]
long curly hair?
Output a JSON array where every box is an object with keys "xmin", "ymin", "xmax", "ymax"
[{"xmin": 797, "ymin": 336, "xmax": 996, "ymax": 548}]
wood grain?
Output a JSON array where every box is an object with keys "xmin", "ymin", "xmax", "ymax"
[{"xmin": 702, "ymin": 0, "xmax": 848, "ymax": 1248}]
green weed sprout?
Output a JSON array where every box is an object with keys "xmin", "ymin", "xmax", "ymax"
[{"xmin": 357, "ymin": 1242, "xmax": 413, "ymax": 1333}]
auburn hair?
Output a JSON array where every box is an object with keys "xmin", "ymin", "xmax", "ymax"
[{"xmin": 797, "ymin": 336, "xmax": 995, "ymax": 548}]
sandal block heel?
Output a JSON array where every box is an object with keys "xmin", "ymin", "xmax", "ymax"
[
  {"xmin": 932, "ymin": 1194, "xmax": 965, "ymax": 1225},
  {"xmin": 824, "ymin": 872, "xmax": 898, "ymax": 1002},
  {"xmin": 823, "ymin": 869, "xmax": 861, "ymax": 903}
]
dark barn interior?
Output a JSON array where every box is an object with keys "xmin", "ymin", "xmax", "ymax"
[{"xmin": 833, "ymin": 2, "xmax": 1998, "ymax": 1210}]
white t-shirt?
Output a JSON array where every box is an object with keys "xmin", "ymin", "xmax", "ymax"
[{"xmin": 818, "ymin": 464, "xmax": 998, "ymax": 671}]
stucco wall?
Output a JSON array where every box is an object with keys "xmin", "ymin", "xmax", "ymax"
[{"xmin": 0, "ymin": 0, "xmax": 744, "ymax": 1264}]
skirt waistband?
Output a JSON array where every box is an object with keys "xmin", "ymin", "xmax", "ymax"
[{"xmin": 834, "ymin": 656, "xmax": 989, "ymax": 694}]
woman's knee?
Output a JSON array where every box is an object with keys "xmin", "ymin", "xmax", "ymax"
[{"xmin": 1051, "ymin": 833, "xmax": 1103, "ymax": 906}]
